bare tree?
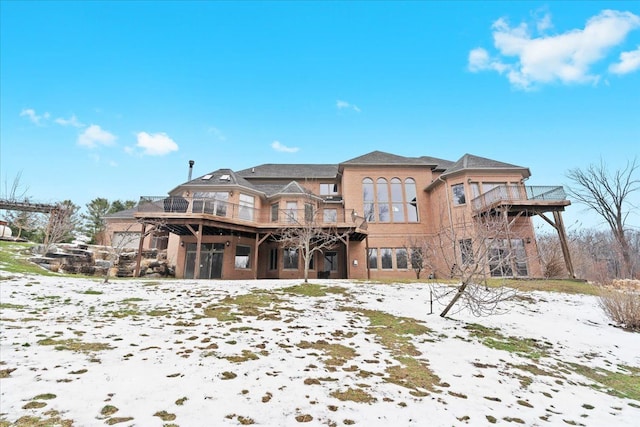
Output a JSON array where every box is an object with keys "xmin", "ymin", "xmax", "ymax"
[
  {"xmin": 2, "ymin": 171, "xmax": 29, "ymax": 201},
  {"xmin": 403, "ymin": 235, "xmax": 436, "ymax": 279},
  {"xmin": 567, "ymin": 159, "xmax": 639, "ymax": 278},
  {"xmin": 275, "ymin": 198, "xmax": 350, "ymax": 283},
  {"xmin": 42, "ymin": 200, "xmax": 80, "ymax": 253},
  {"xmin": 435, "ymin": 210, "xmax": 518, "ymax": 318},
  {"xmin": 535, "ymin": 231, "xmax": 567, "ymax": 279}
]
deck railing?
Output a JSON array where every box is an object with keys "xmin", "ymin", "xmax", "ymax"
[
  {"xmin": 137, "ymin": 196, "xmax": 357, "ymax": 226},
  {"xmin": 471, "ymin": 185, "xmax": 567, "ymax": 211}
]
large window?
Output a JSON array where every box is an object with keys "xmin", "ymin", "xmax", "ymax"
[
  {"xmin": 271, "ymin": 203, "xmax": 279, "ymax": 222},
  {"xmin": 363, "ymin": 178, "xmax": 375, "ymax": 221},
  {"xmin": 193, "ymin": 191, "xmax": 229, "ymax": 216},
  {"xmin": 367, "ymin": 248, "xmax": 378, "ymax": 269},
  {"xmin": 380, "ymin": 248, "xmax": 393, "ymax": 269},
  {"xmin": 320, "ymin": 183, "xmax": 338, "ymax": 195},
  {"xmin": 235, "ymin": 245, "xmax": 251, "ymax": 269},
  {"xmin": 284, "ymin": 248, "xmax": 299, "ymax": 269},
  {"xmin": 391, "ymin": 178, "xmax": 405, "ymax": 222},
  {"xmin": 239, "ymin": 194, "xmax": 255, "ymax": 220},
  {"xmin": 488, "ymin": 239, "xmax": 528, "ymax": 277},
  {"xmin": 405, "ymin": 178, "xmax": 418, "ymax": 222},
  {"xmin": 286, "ymin": 201, "xmax": 297, "ymax": 223},
  {"xmin": 452, "ymin": 184, "xmax": 466, "ymax": 205},
  {"xmin": 362, "ymin": 177, "xmax": 419, "ymax": 223},
  {"xmin": 377, "ymin": 178, "xmax": 391, "ymax": 222},
  {"xmin": 396, "ymin": 248, "xmax": 408, "ymax": 269}
]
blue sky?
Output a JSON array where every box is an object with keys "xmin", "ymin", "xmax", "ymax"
[{"xmin": 1, "ymin": 1, "xmax": 639, "ymax": 230}]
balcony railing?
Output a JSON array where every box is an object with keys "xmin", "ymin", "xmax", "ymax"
[
  {"xmin": 471, "ymin": 185, "xmax": 568, "ymax": 211},
  {"xmin": 137, "ymin": 196, "xmax": 358, "ymax": 227}
]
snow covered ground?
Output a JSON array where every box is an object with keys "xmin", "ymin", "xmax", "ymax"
[{"xmin": 1, "ymin": 273, "xmax": 638, "ymax": 426}]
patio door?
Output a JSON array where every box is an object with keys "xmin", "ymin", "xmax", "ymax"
[{"xmin": 185, "ymin": 243, "xmax": 225, "ymax": 279}]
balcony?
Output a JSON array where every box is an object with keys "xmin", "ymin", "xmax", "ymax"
[
  {"xmin": 136, "ymin": 196, "xmax": 362, "ymax": 229},
  {"xmin": 471, "ymin": 185, "xmax": 570, "ymax": 215}
]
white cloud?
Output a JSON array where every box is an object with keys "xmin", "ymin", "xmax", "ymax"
[
  {"xmin": 135, "ymin": 132, "xmax": 179, "ymax": 156},
  {"xmin": 336, "ymin": 100, "xmax": 361, "ymax": 113},
  {"xmin": 271, "ymin": 140, "xmax": 299, "ymax": 153},
  {"xmin": 609, "ymin": 45, "xmax": 640, "ymax": 74},
  {"xmin": 78, "ymin": 125, "xmax": 117, "ymax": 148},
  {"xmin": 469, "ymin": 10, "xmax": 640, "ymax": 89},
  {"xmin": 20, "ymin": 108, "xmax": 49, "ymax": 125},
  {"xmin": 55, "ymin": 114, "xmax": 84, "ymax": 128}
]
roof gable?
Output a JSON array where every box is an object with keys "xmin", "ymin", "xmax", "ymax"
[{"xmin": 340, "ymin": 150, "xmax": 427, "ymax": 166}]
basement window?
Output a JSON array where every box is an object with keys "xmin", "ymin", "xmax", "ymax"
[{"xmin": 235, "ymin": 245, "xmax": 251, "ymax": 269}]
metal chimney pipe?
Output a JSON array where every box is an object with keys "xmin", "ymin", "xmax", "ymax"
[{"xmin": 188, "ymin": 160, "xmax": 195, "ymax": 180}]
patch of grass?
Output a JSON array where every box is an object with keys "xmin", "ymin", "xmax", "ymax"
[
  {"xmin": 0, "ymin": 367, "xmax": 17, "ymax": 378},
  {"xmin": 237, "ymin": 415, "xmax": 255, "ymax": 425},
  {"xmin": 105, "ymin": 417, "xmax": 134, "ymax": 425},
  {"xmin": 153, "ymin": 410, "xmax": 176, "ymax": 421},
  {"xmin": 295, "ymin": 414, "xmax": 313, "ymax": 422},
  {"xmin": 147, "ymin": 308, "xmax": 171, "ymax": 317},
  {"xmin": 108, "ymin": 305, "xmax": 142, "ymax": 318},
  {"xmin": 0, "ymin": 241, "xmax": 60, "ymax": 276},
  {"xmin": 221, "ymin": 371, "xmax": 237, "ymax": 380},
  {"xmin": 351, "ymin": 308, "xmax": 430, "ymax": 357},
  {"xmin": 38, "ymin": 337, "xmax": 112, "ymax": 353},
  {"xmin": 330, "ymin": 387, "xmax": 376, "ymax": 403},
  {"xmin": 225, "ymin": 349, "xmax": 260, "ymax": 363},
  {"xmin": 32, "ymin": 393, "xmax": 56, "ymax": 400},
  {"xmin": 0, "ymin": 302, "xmax": 25, "ymax": 309},
  {"xmin": 4, "ymin": 413, "xmax": 74, "ymax": 427},
  {"xmin": 465, "ymin": 323, "xmax": 552, "ymax": 359},
  {"xmin": 281, "ymin": 283, "xmax": 347, "ymax": 297},
  {"xmin": 175, "ymin": 397, "xmax": 188, "ymax": 406},
  {"xmin": 202, "ymin": 305, "xmax": 239, "ymax": 322},
  {"xmin": 101, "ymin": 405, "xmax": 119, "ymax": 416},
  {"xmin": 80, "ymin": 289, "xmax": 103, "ymax": 295},
  {"xmin": 22, "ymin": 401, "xmax": 47, "ymax": 409},
  {"xmin": 343, "ymin": 308, "xmax": 441, "ymax": 394},
  {"xmin": 297, "ymin": 340, "xmax": 357, "ymax": 366},
  {"xmin": 386, "ymin": 356, "xmax": 441, "ymax": 394},
  {"xmin": 566, "ymin": 362, "xmax": 640, "ymax": 401}
]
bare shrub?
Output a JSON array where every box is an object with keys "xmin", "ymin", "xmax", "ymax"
[{"xmin": 598, "ymin": 290, "xmax": 640, "ymax": 331}]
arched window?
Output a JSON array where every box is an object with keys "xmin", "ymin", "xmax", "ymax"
[
  {"xmin": 390, "ymin": 178, "xmax": 405, "ymax": 222},
  {"xmin": 362, "ymin": 178, "xmax": 375, "ymax": 222},
  {"xmin": 377, "ymin": 178, "xmax": 390, "ymax": 222},
  {"xmin": 405, "ymin": 178, "xmax": 418, "ymax": 222}
]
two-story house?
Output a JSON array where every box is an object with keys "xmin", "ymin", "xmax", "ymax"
[{"xmin": 105, "ymin": 151, "xmax": 573, "ymax": 280}]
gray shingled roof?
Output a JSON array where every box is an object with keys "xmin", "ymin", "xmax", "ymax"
[
  {"xmin": 104, "ymin": 206, "xmax": 138, "ymax": 219},
  {"xmin": 418, "ymin": 156, "xmax": 455, "ymax": 170},
  {"xmin": 340, "ymin": 150, "xmax": 428, "ymax": 166},
  {"xmin": 169, "ymin": 168, "xmax": 260, "ymax": 195},
  {"xmin": 187, "ymin": 169, "xmax": 255, "ymax": 187},
  {"xmin": 236, "ymin": 164, "xmax": 339, "ymax": 179},
  {"xmin": 441, "ymin": 154, "xmax": 530, "ymax": 177}
]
